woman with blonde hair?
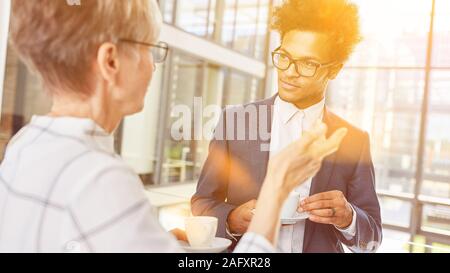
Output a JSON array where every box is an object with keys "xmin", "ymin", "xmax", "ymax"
[{"xmin": 0, "ymin": 0, "xmax": 346, "ymax": 252}]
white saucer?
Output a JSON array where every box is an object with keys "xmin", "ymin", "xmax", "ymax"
[
  {"xmin": 179, "ymin": 237, "xmax": 232, "ymax": 253},
  {"xmin": 281, "ymin": 212, "xmax": 310, "ymax": 225}
]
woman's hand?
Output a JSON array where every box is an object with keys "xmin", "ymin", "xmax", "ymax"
[
  {"xmin": 266, "ymin": 121, "xmax": 348, "ymax": 199},
  {"xmin": 247, "ymin": 121, "xmax": 348, "ymax": 245},
  {"xmin": 170, "ymin": 228, "xmax": 188, "ymax": 242}
]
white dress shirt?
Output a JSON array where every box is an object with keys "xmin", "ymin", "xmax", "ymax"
[
  {"xmin": 269, "ymin": 96, "xmax": 356, "ymax": 253},
  {"xmin": 0, "ymin": 116, "xmax": 274, "ymax": 253}
]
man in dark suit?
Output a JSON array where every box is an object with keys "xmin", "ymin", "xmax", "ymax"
[{"xmin": 191, "ymin": 0, "xmax": 382, "ymax": 253}]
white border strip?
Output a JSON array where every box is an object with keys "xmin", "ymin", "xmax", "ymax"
[
  {"xmin": 0, "ymin": 0, "xmax": 11, "ymax": 120},
  {"xmin": 160, "ymin": 24, "xmax": 266, "ymax": 78}
]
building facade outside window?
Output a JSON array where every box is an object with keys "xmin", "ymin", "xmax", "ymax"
[{"xmin": 0, "ymin": 0, "xmax": 449, "ymax": 252}]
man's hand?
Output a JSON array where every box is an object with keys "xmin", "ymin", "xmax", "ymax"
[
  {"xmin": 298, "ymin": 190, "xmax": 353, "ymax": 229},
  {"xmin": 227, "ymin": 199, "xmax": 257, "ymax": 235}
]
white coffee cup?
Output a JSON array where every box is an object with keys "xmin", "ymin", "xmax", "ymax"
[
  {"xmin": 281, "ymin": 191, "xmax": 309, "ymax": 219},
  {"xmin": 185, "ymin": 216, "xmax": 218, "ymax": 248}
]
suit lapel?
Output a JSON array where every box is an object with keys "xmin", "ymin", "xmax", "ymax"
[
  {"xmin": 253, "ymin": 95, "xmax": 276, "ymax": 185},
  {"xmin": 303, "ymin": 108, "xmax": 340, "ymax": 252}
]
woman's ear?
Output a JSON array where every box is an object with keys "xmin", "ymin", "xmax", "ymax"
[
  {"xmin": 96, "ymin": 42, "xmax": 120, "ymax": 85},
  {"xmin": 327, "ymin": 63, "xmax": 343, "ymax": 80}
]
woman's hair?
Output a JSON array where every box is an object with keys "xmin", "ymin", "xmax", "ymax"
[
  {"xmin": 9, "ymin": 0, "xmax": 162, "ymax": 95},
  {"xmin": 271, "ymin": 0, "xmax": 362, "ymax": 62}
]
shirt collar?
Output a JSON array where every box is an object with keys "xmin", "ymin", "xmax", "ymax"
[
  {"xmin": 275, "ymin": 96, "xmax": 326, "ymax": 125},
  {"xmin": 29, "ymin": 115, "xmax": 115, "ymax": 154}
]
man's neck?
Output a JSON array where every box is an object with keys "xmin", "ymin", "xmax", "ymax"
[{"xmin": 293, "ymin": 94, "xmax": 325, "ymax": 110}]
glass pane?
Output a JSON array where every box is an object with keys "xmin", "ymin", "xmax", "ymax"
[
  {"xmin": 376, "ymin": 229, "xmax": 450, "ymax": 253},
  {"xmin": 328, "ymin": 69, "xmax": 424, "ymax": 194},
  {"xmin": 120, "ymin": 62, "xmax": 166, "ymax": 184},
  {"xmin": 224, "ymin": 71, "xmax": 260, "ymax": 106},
  {"xmin": 378, "ymin": 229, "xmax": 411, "ymax": 253},
  {"xmin": 196, "ymin": 64, "xmax": 225, "ymax": 172},
  {"xmin": 254, "ymin": 0, "xmax": 270, "ymax": 60},
  {"xmin": 348, "ymin": 0, "xmax": 432, "ymax": 67},
  {"xmin": 161, "ymin": 53, "xmax": 226, "ymax": 184},
  {"xmin": 161, "ymin": 53, "xmax": 204, "ymax": 183},
  {"xmin": 233, "ymin": 0, "xmax": 260, "ymax": 56},
  {"xmin": 421, "ymin": 204, "xmax": 450, "ymax": 236},
  {"xmin": 221, "ymin": 0, "xmax": 237, "ymax": 47},
  {"xmin": 421, "ymin": 71, "xmax": 450, "ymax": 199},
  {"xmin": 206, "ymin": 0, "xmax": 217, "ymax": 38},
  {"xmin": 159, "ymin": 0, "xmax": 175, "ymax": 24},
  {"xmin": 175, "ymin": 0, "xmax": 212, "ymax": 37},
  {"xmin": 1, "ymin": 47, "xmax": 50, "ymax": 160},
  {"xmin": 380, "ymin": 196, "xmax": 412, "ymax": 227},
  {"xmin": 432, "ymin": 0, "xmax": 450, "ymax": 67}
]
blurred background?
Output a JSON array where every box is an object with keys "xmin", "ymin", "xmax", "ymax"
[{"xmin": 0, "ymin": 0, "xmax": 449, "ymax": 252}]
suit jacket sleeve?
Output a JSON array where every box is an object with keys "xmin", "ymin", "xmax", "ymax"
[
  {"xmin": 191, "ymin": 110, "xmax": 237, "ymax": 238},
  {"xmin": 334, "ymin": 132, "xmax": 383, "ymax": 252}
]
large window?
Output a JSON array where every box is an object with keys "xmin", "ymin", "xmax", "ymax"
[
  {"xmin": 329, "ymin": 69, "xmax": 425, "ymax": 195},
  {"xmin": 128, "ymin": 50, "xmax": 265, "ymax": 185},
  {"xmin": 161, "ymin": 53, "xmax": 205, "ymax": 184},
  {"xmin": 347, "ymin": 0, "xmax": 431, "ymax": 67},
  {"xmin": 168, "ymin": 0, "xmax": 216, "ymax": 38},
  {"xmin": 327, "ymin": 0, "xmax": 450, "ymax": 251},
  {"xmin": 112, "ymin": 28, "xmax": 266, "ymax": 185},
  {"xmin": 423, "ymin": 72, "xmax": 450, "ymax": 201}
]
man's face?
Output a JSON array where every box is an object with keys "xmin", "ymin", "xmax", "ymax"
[{"xmin": 276, "ymin": 30, "xmax": 341, "ymax": 108}]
